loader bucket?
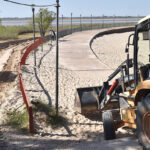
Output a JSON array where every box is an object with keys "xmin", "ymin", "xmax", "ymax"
[{"xmin": 75, "ymin": 86, "xmax": 102, "ymax": 114}]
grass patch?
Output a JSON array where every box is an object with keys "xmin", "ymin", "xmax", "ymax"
[
  {"xmin": 0, "ymin": 25, "xmax": 49, "ymax": 40},
  {"xmin": 6, "ymin": 109, "xmax": 29, "ymax": 133},
  {"xmin": 46, "ymin": 111, "xmax": 68, "ymax": 129},
  {"xmin": 0, "ymin": 26, "xmax": 18, "ymax": 40},
  {"xmin": 18, "ymin": 30, "xmax": 50, "ymax": 40},
  {"xmin": 54, "ymin": 22, "xmax": 136, "ymax": 31},
  {"xmin": 0, "ymin": 22, "xmax": 136, "ymax": 41},
  {"xmin": 0, "ymin": 25, "xmax": 35, "ymax": 40},
  {"xmin": 32, "ymin": 99, "xmax": 68, "ymax": 129}
]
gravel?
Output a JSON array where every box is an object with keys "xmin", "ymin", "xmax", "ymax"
[{"xmin": 0, "ymin": 31, "xmax": 137, "ymax": 149}]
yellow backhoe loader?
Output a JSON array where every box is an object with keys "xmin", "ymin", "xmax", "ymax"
[{"xmin": 75, "ymin": 15, "xmax": 150, "ymax": 150}]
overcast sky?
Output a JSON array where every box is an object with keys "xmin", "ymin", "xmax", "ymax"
[{"xmin": 0, "ymin": 0, "xmax": 150, "ymax": 18}]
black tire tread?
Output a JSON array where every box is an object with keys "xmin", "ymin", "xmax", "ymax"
[
  {"xmin": 136, "ymin": 93, "xmax": 150, "ymax": 150},
  {"xmin": 102, "ymin": 111, "xmax": 116, "ymax": 140}
]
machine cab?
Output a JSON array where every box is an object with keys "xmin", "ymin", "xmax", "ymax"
[{"xmin": 134, "ymin": 16, "xmax": 150, "ymax": 85}]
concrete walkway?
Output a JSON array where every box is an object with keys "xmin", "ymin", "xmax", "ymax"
[
  {"xmin": 57, "ymin": 30, "xmax": 142, "ymax": 149},
  {"xmin": 59, "ymin": 30, "xmax": 112, "ymax": 71}
]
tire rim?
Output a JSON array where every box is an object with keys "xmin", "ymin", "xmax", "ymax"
[{"xmin": 143, "ymin": 112, "xmax": 150, "ymax": 141}]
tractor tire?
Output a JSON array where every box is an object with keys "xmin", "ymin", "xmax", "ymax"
[
  {"xmin": 136, "ymin": 93, "xmax": 150, "ymax": 150},
  {"xmin": 102, "ymin": 110, "xmax": 116, "ymax": 140}
]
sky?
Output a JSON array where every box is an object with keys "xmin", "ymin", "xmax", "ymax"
[{"xmin": 0, "ymin": 0, "xmax": 150, "ymax": 18}]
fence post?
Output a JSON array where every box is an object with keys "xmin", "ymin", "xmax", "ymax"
[
  {"xmin": 91, "ymin": 14, "xmax": 92, "ymax": 30},
  {"xmin": 80, "ymin": 14, "xmax": 82, "ymax": 31},
  {"xmin": 102, "ymin": 14, "xmax": 104, "ymax": 28},
  {"xmin": 71, "ymin": 13, "xmax": 73, "ymax": 34},
  {"xmin": 113, "ymin": 15, "xmax": 115, "ymax": 27},
  {"xmin": 55, "ymin": 0, "xmax": 60, "ymax": 115},
  {"xmin": 98, "ymin": 16, "xmax": 100, "ymax": 29},
  {"xmin": 32, "ymin": 7, "xmax": 36, "ymax": 67},
  {"xmin": 40, "ymin": 11, "xmax": 43, "ymax": 51},
  {"xmin": 62, "ymin": 14, "xmax": 63, "ymax": 30}
]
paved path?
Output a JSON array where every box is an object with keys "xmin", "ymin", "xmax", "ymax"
[
  {"xmin": 59, "ymin": 30, "xmax": 112, "ymax": 71},
  {"xmin": 57, "ymin": 30, "xmax": 142, "ymax": 149}
]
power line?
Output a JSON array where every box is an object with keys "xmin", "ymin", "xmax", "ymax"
[
  {"xmin": 4, "ymin": 0, "xmax": 61, "ymax": 116},
  {"xmin": 4, "ymin": 0, "xmax": 56, "ymax": 7}
]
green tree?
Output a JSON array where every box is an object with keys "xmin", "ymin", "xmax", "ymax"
[{"xmin": 36, "ymin": 8, "xmax": 56, "ymax": 37}]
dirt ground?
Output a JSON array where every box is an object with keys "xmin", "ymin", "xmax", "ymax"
[{"xmin": 0, "ymin": 31, "xmax": 137, "ymax": 150}]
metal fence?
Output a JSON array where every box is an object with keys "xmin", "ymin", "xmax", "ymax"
[
  {"xmin": 58, "ymin": 22, "xmax": 136, "ymax": 38},
  {"xmin": 57, "ymin": 15, "xmax": 139, "ymax": 38},
  {"xmin": 46, "ymin": 15, "xmax": 140, "ymax": 40}
]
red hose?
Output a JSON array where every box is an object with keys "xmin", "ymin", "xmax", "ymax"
[{"xmin": 107, "ymin": 79, "xmax": 118, "ymax": 95}]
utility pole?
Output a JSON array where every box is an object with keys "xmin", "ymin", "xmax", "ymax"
[{"xmin": 55, "ymin": 0, "xmax": 60, "ymax": 115}]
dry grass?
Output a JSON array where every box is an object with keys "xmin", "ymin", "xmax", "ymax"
[
  {"xmin": 32, "ymin": 99, "xmax": 68, "ymax": 129},
  {"xmin": 0, "ymin": 26, "xmax": 33, "ymax": 40},
  {"xmin": 18, "ymin": 31, "xmax": 50, "ymax": 40},
  {"xmin": 6, "ymin": 109, "xmax": 29, "ymax": 133}
]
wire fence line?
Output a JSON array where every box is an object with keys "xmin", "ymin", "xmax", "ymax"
[
  {"xmin": 46, "ymin": 15, "xmax": 138, "ymax": 40},
  {"xmin": 3, "ymin": 0, "xmax": 56, "ymax": 7},
  {"xmin": 48, "ymin": 14, "xmax": 140, "ymax": 40},
  {"xmin": 58, "ymin": 22, "xmax": 135, "ymax": 38}
]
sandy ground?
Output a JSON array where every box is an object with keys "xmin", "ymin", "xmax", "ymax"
[
  {"xmin": 92, "ymin": 31, "xmax": 134, "ymax": 69},
  {"xmin": 0, "ymin": 41, "xmax": 33, "ymax": 149},
  {"xmin": 0, "ymin": 31, "xmax": 138, "ymax": 149}
]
